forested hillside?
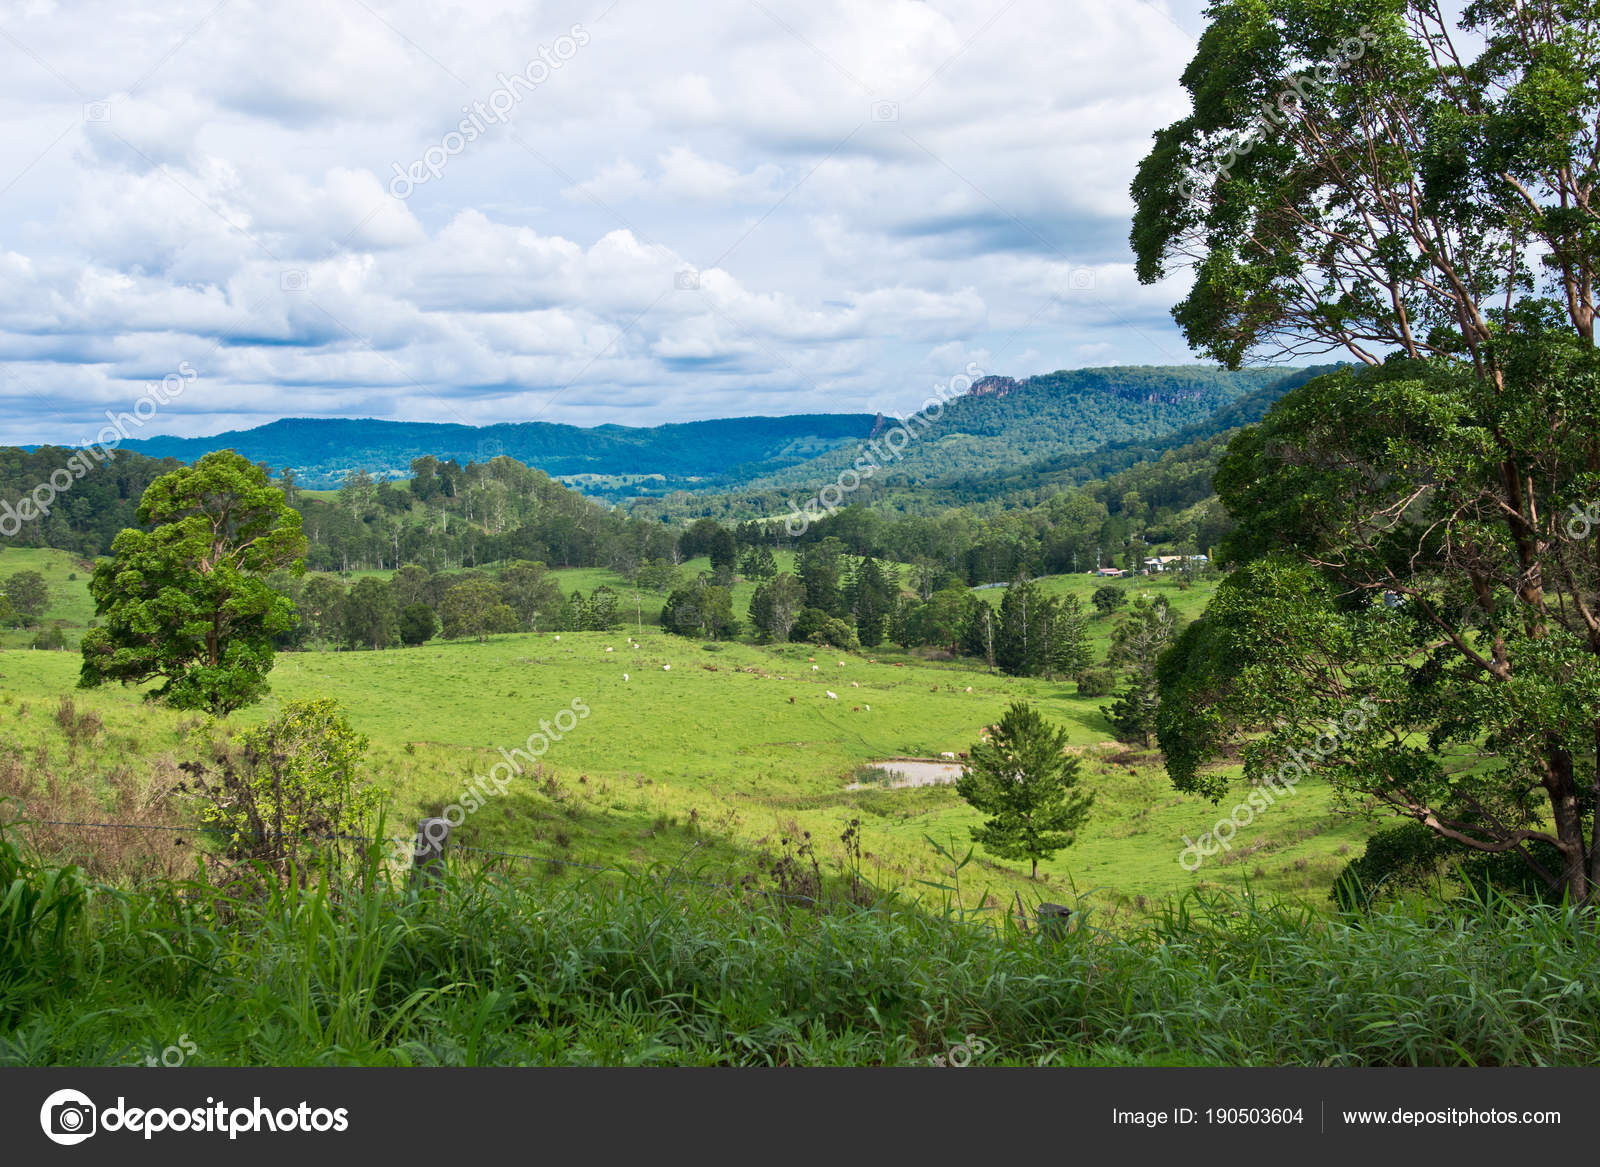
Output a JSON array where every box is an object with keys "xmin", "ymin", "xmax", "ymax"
[
  {"xmin": 111, "ymin": 413, "xmax": 877, "ymax": 491},
  {"xmin": 80, "ymin": 365, "xmax": 1314, "ymax": 499}
]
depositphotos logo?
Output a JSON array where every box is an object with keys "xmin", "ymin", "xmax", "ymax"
[{"xmin": 39, "ymin": 1088, "xmax": 350, "ymax": 1143}]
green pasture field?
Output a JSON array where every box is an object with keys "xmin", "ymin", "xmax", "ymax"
[
  {"xmin": 0, "ymin": 546, "xmax": 98, "ymax": 649},
  {"xmin": 0, "ymin": 598, "xmax": 1371, "ymax": 917}
]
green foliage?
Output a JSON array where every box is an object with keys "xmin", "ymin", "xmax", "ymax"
[
  {"xmin": 846, "ymin": 556, "xmax": 895, "ymax": 647},
  {"xmin": 660, "ymin": 578, "xmax": 739, "ymax": 641},
  {"xmin": 955, "ymin": 701, "xmax": 1094, "ymax": 879},
  {"xmin": 576, "ymin": 585, "xmax": 620, "ymax": 631},
  {"xmin": 1169, "ymin": 358, "xmax": 1600, "ymax": 896},
  {"xmin": 343, "ymin": 577, "xmax": 399, "ymax": 650},
  {"xmin": 3, "ymin": 571, "xmax": 48, "ymax": 627},
  {"xmin": 633, "ymin": 558, "xmax": 682, "ymax": 596},
  {"xmin": 186, "ymin": 697, "xmax": 376, "ymax": 884},
  {"xmin": 30, "ymin": 624, "xmax": 68, "ymax": 651},
  {"xmin": 995, "ymin": 574, "xmax": 1049, "ymax": 676},
  {"xmin": 1090, "ymin": 585, "xmax": 1126, "ymax": 615},
  {"xmin": 1134, "ymin": 0, "xmax": 1600, "ymax": 900},
  {"xmin": 398, "ymin": 602, "xmax": 437, "ymax": 647},
  {"xmin": 498, "ymin": 561, "xmax": 563, "ymax": 631},
  {"xmin": 747, "ymin": 573, "xmax": 804, "ymax": 643},
  {"xmin": 299, "ymin": 574, "xmax": 347, "ymax": 650},
  {"xmin": 1047, "ymin": 594, "xmax": 1091, "ymax": 678},
  {"xmin": 440, "ymin": 577, "xmax": 517, "ymax": 642},
  {"xmin": 1075, "ymin": 669, "xmax": 1116, "ymax": 698},
  {"xmin": 738, "ymin": 545, "xmax": 778, "ymax": 582},
  {"xmin": 796, "ymin": 538, "xmax": 848, "ymax": 617},
  {"xmin": 790, "ymin": 607, "xmax": 859, "ymax": 650},
  {"xmin": 1102, "ymin": 597, "xmax": 1180, "ymax": 747},
  {"xmin": 10, "ymin": 839, "xmax": 1600, "ymax": 1067},
  {"xmin": 1330, "ymin": 823, "xmax": 1446, "ymax": 914},
  {"xmin": 77, "ymin": 451, "xmax": 306, "ymax": 715},
  {"xmin": 0, "ymin": 832, "xmax": 86, "ymax": 1023},
  {"xmin": 959, "ymin": 598, "xmax": 995, "ymax": 666}
]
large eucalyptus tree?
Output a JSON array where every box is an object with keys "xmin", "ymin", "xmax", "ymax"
[{"xmin": 1133, "ymin": 1, "xmax": 1600, "ymax": 899}]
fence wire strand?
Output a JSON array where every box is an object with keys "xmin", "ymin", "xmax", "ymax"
[{"xmin": 7, "ymin": 812, "xmax": 828, "ymax": 906}]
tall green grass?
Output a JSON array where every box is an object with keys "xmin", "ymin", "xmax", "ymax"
[{"xmin": 2, "ymin": 827, "xmax": 1596, "ymax": 1067}]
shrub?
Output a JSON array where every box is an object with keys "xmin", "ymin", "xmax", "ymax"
[
  {"xmin": 1329, "ymin": 823, "xmax": 1446, "ymax": 912},
  {"xmin": 182, "ymin": 698, "xmax": 376, "ymax": 886},
  {"xmin": 1090, "ymin": 585, "xmax": 1127, "ymax": 615},
  {"xmin": 1075, "ymin": 669, "xmax": 1116, "ymax": 697},
  {"xmin": 790, "ymin": 607, "xmax": 858, "ymax": 649}
]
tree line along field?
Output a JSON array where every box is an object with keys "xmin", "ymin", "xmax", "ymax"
[
  {"xmin": 0, "ymin": 551, "xmax": 1372, "ymax": 915},
  {"xmin": 0, "ymin": 547, "xmax": 97, "ymax": 649}
]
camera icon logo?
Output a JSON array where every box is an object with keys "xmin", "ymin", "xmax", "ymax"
[
  {"xmin": 40, "ymin": 1089, "xmax": 97, "ymax": 1146},
  {"xmin": 476, "ymin": 438, "xmax": 505, "ymax": 462},
  {"xmin": 83, "ymin": 102, "xmax": 111, "ymax": 123},
  {"xmin": 870, "ymin": 101, "xmax": 899, "ymax": 122},
  {"xmin": 674, "ymin": 269, "xmax": 700, "ymax": 291},
  {"xmin": 1068, "ymin": 267, "xmax": 1097, "ymax": 291},
  {"xmin": 280, "ymin": 269, "xmax": 309, "ymax": 293}
]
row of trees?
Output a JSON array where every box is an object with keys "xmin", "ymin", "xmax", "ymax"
[
  {"xmin": 3, "ymin": 436, "xmax": 1224, "ymax": 598},
  {"xmin": 284, "ymin": 562, "xmax": 626, "ymax": 651}
]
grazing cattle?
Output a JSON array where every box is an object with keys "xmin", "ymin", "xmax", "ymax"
[
  {"xmin": 623, "ymin": 673, "xmax": 629, "ymax": 681},
  {"xmin": 825, "ymin": 691, "xmax": 838, "ymax": 699},
  {"xmin": 788, "ymin": 696, "xmax": 795, "ymax": 703},
  {"xmin": 852, "ymin": 706, "xmax": 859, "ymax": 712},
  {"xmin": 863, "ymin": 704, "xmax": 869, "ymax": 711},
  {"xmin": 940, "ymin": 752, "xmax": 956, "ymax": 760},
  {"xmin": 850, "ymin": 681, "xmax": 859, "ymax": 688},
  {"xmin": 663, "ymin": 664, "xmax": 671, "ymax": 670},
  {"xmin": 957, "ymin": 751, "xmax": 968, "ymax": 760}
]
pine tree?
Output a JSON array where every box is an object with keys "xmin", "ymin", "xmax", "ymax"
[
  {"xmin": 955, "ymin": 701, "xmax": 1094, "ymax": 879},
  {"xmin": 995, "ymin": 573, "xmax": 1049, "ymax": 676},
  {"xmin": 959, "ymin": 598, "xmax": 996, "ymax": 668},
  {"xmin": 1046, "ymin": 593, "xmax": 1091, "ymax": 679},
  {"xmin": 849, "ymin": 555, "xmax": 894, "ymax": 648},
  {"xmin": 1101, "ymin": 597, "xmax": 1178, "ymax": 746}
]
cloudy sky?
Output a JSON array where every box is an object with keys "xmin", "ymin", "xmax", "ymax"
[{"xmin": 0, "ymin": 0, "xmax": 1213, "ymax": 445}]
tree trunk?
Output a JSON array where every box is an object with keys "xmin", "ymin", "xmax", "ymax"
[{"xmin": 1545, "ymin": 736, "xmax": 1590, "ymax": 902}]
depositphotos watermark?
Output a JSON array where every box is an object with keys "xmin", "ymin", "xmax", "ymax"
[
  {"xmin": 1564, "ymin": 500, "xmax": 1599, "ymax": 540},
  {"xmin": 924, "ymin": 1033, "xmax": 990, "ymax": 1067},
  {"xmin": 39, "ymin": 1088, "xmax": 349, "ymax": 1145},
  {"xmin": 1179, "ymin": 697, "xmax": 1377, "ymax": 872},
  {"xmin": 388, "ymin": 697, "xmax": 591, "ymax": 867},
  {"xmin": 142, "ymin": 1033, "xmax": 199, "ymax": 1068},
  {"xmin": 1178, "ymin": 25, "xmax": 1376, "ymax": 206},
  {"xmin": 0, "ymin": 361, "xmax": 197, "ymax": 538},
  {"xmin": 785, "ymin": 362, "xmax": 984, "ymax": 536},
  {"xmin": 389, "ymin": 26, "xmax": 590, "ymax": 199}
]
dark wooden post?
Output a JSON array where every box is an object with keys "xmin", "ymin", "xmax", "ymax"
[
  {"xmin": 1037, "ymin": 902, "xmax": 1072, "ymax": 940},
  {"xmin": 410, "ymin": 817, "xmax": 450, "ymax": 889}
]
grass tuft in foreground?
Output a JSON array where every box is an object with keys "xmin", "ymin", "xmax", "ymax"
[{"xmin": 2, "ymin": 826, "xmax": 1597, "ymax": 1067}]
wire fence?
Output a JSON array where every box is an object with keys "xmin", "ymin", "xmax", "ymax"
[{"xmin": 5, "ymin": 811, "xmax": 841, "ymax": 907}]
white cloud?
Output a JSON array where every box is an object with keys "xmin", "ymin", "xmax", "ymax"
[{"xmin": 0, "ymin": 0, "xmax": 1219, "ymax": 445}]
